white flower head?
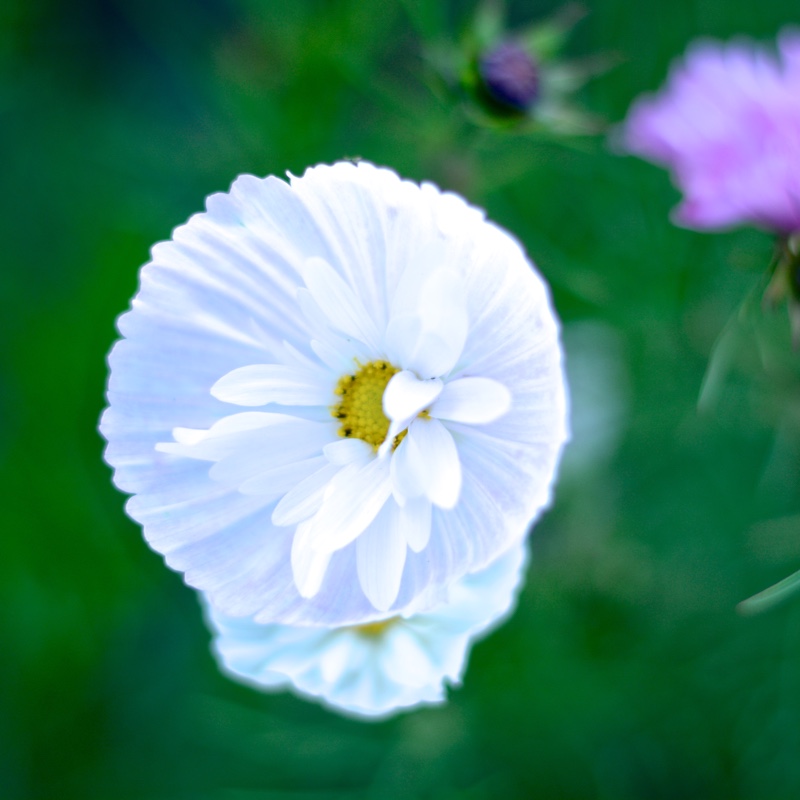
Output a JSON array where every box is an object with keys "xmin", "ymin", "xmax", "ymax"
[
  {"xmin": 203, "ymin": 542, "xmax": 529, "ymax": 720},
  {"xmin": 101, "ymin": 162, "xmax": 568, "ymax": 626}
]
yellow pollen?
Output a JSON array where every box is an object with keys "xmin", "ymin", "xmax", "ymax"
[
  {"xmin": 350, "ymin": 617, "xmax": 398, "ymax": 637},
  {"xmin": 332, "ymin": 360, "xmax": 400, "ymax": 450}
]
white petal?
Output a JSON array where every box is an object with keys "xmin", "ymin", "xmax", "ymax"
[
  {"xmin": 271, "ymin": 462, "xmax": 341, "ymax": 526},
  {"xmin": 427, "ymin": 542, "xmax": 528, "ymax": 638},
  {"xmin": 281, "ymin": 339, "xmax": 322, "ymax": 373},
  {"xmin": 211, "ymin": 365, "xmax": 332, "ymax": 407},
  {"xmin": 355, "ymin": 502, "xmax": 407, "ymax": 611},
  {"xmin": 391, "ymin": 418, "xmax": 462, "ymax": 509},
  {"xmin": 295, "ymin": 287, "xmax": 333, "ymax": 342},
  {"xmin": 301, "ymin": 256, "xmax": 381, "ymax": 349},
  {"xmin": 416, "ymin": 268, "xmax": 469, "ymax": 373},
  {"xmin": 172, "ymin": 427, "xmax": 211, "ymax": 446},
  {"xmin": 323, "ymin": 438, "xmax": 373, "ymax": 466},
  {"xmin": 244, "ymin": 628, "xmax": 329, "ymax": 677},
  {"xmin": 291, "ymin": 520, "xmax": 332, "ymax": 599},
  {"xmin": 384, "ymin": 316, "xmax": 454, "ymax": 381},
  {"xmin": 290, "ymin": 163, "xmax": 397, "ymax": 330},
  {"xmin": 381, "ymin": 626, "xmax": 438, "ymax": 687},
  {"xmin": 185, "ymin": 410, "xmax": 282, "ymax": 437},
  {"xmin": 389, "ymin": 434, "xmax": 427, "ymax": 502},
  {"xmin": 407, "ymin": 418, "xmax": 462, "ymax": 509},
  {"xmin": 239, "ymin": 455, "xmax": 327, "ymax": 499},
  {"xmin": 383, "ymin": 314, "xmax": 419, "ymax": 361},
  {"xmin": 430, "ymin": 377, "xmax": 511, "ymax": 424},
  {"xmin": 310, "ymin": 337, "xmax": 357, "ymax": 373},
  {"xmin": 208, "ymin": 419, "xmax": 334, "ymax": 487},
  {"xmin": 384, "ymin": 238, "xmax": 450, "ymax": 322},
  {"xmin": 382, "ymin": 370, "xmax": 443, "ymax": 432},
  {"xmin": 306, "ymin": 456, "xmax": 392, "ymax": 553},
  {"xmin": 129, "ymin": 178, "xmax": 314, "ymax": 355},
  {"xmin": 125, "ymin": 463, "xmax": 270, "ymax": 553},
  {"xmin": 384, "ymin": 269, "xmax": 468, "ymax": 379},
  {"xmin": 319, "ymin": 634, "xmax": 354, "ymax": 684},
  {"xmin": 156, "ymin": 412, "xmax": 293, "ymax": 461},
  {"xmin": 397, "ymin": 497, "xmax": 432, "ymax": 553},
  {"xmin": 407, "ymin": 330, "xmax": 461, "ymax": 381}
]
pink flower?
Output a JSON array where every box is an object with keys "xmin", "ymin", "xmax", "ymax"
[{"xmin": 621, "ymin": 30, "xmax": 800, "ymax": 234}]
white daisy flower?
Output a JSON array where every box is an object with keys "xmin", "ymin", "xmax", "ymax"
[
  {"xmin": 204, "ymin": 542, "xmax": 529, "ymax": 719},
  {"xmin": 101, "ymin": 161, "xmax": 567, "ymax": 626}
]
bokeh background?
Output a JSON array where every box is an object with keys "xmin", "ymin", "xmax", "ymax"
[{"xmin": 5, "ymin": 0, "xmax": 800, "ymax": 797}]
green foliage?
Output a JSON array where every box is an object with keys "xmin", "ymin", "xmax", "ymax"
[{"xmin": 4, "ymin": 1, "xmax": 800, "ymax": 798}]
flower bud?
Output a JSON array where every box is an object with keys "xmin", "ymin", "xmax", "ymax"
[{"xmin": 479, "ymin": 41, "xmax": 539, "ymax": 112}]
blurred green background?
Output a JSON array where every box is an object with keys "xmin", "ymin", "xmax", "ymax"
[{"xmin": 4, "ymin": 0, "xmax": 800, "ymax": 797}]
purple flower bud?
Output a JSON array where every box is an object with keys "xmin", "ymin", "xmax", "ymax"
[{"xmin": 479, "ymin": 41, "xmax": 539, "ymax": 112}]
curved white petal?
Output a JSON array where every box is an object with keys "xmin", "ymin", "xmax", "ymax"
[
  {"xmin": 291, "ymin": 520, "xmax": 332, "ymax": 599},
  {"xmin": 382, "ymin": 314, "xmax": 419, "ymax": 364},
  {"xmin": 301, "ymin": 256, "xmax": 381, "ymax": 350},
  {"xmin": 295, "ymin": 288, "xmax": 333, "ymax": 342},
  {"xmin": 156, "ymin": 412, "xmax": 285, "ymax": 461},
  {"xmin": 309, "ymin": 336, "xmax": 360, "ymax": 373},
  {"xmin": 211, "ymin": 364, "xmax": 332, "ymax": 407},
  {"xmin": 408, "ymin": 331, "xmax": 461, "ymax": 381},
  {"xmin": 380, "ymin": 625, "xmax": 438, "ymax": 687},
  {"xmin": 289, "ymin": 163, "xmax": 400, "ymax": 332},
  {"xmin": 208, "ymin": 419, "xmax": 334, "ymax": 488},
  {"xmin": 405, "ymin": 418, "xmax": 462, "ymax": 510},
  {"xmin": 355, "ymin": 501, "xmax": 408, "ymax": 611},
  {"xmin": 271, "ymin": 462, "xmax": 341, "ymax": 526},
  {"xmin": 323, "ymin": 438, "xmax": 373, "ymax": 466},
  {"xmin": 384, "ymin": 269, "xmax": 468, "ymax": 379},
  {"xmin": 416, "ymin": 268, "xmax": 469, "ymax": 374},
  {"xmin": 389, "ymin": 433, "xmax": 427, "ymax": 502},
  {"xmin": 382, "ymin": 370, "xmax": 442, "ymax": 431},
  {"xmin": 318, "ymin": 634, "xmax": 354, "ymax": 684},
  {"xmin": 430, "ymin": 377, "xmax": 511, "ymax": 425},
  {"xmin": 396, "ymin": 496, "xmax": 432, "ymax": 553},
  {"xmin": 239, "ymin": 455, "xmax": 327, "ymax": 499},
  {"xmin": 306, "ymin": 456, "xmax": 392, "ymax": 553}
]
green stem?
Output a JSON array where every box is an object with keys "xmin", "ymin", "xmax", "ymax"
[{"xmin": 738, "ymin": 567, "xmax": 800, "ymax": 615}]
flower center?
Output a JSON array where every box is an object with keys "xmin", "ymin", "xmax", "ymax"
[
  {"xmin": 332, "ymin": 360, "xmax": 400, "ymax": 450},
  {"xmin": 351, "ymin": 617, "xmax": 398, "ymax": 638}
]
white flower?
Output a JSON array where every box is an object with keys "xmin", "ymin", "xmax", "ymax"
[
  {"xmin": 101, "ymin": 161, "xmax": 568, "ymax": 626},
  {"xmin": 203, "ymin": 542, "xmax": 529, "ymax": 719}
]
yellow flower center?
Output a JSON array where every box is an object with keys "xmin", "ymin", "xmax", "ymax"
[
  {"xmin": 350, "ymin": 617, "xmax": 398, "ymax": 638},
  {"xmin": 331, "ymin": 360, "xmax": 400, "ymax": 450}
]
